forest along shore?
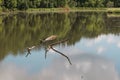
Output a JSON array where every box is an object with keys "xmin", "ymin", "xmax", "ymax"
[{"xmin": 0, "ymin": 0, "xmax": 120, "ymax": 14}]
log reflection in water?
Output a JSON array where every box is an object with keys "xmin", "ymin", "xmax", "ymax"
[
  {"xmin": 48, "ymin": 39, "xmax": 72, "ymax": 65},
  {"xmin": 49, "ymin": 45, "xmax": 72, "ymax": 65},
  {"xmin": 25, "ymin": 46, "xmax": 36, "ymax": 57},
  {"xmin": 25, "ymin": 38, "xmax": 72, "ymax": 65}
]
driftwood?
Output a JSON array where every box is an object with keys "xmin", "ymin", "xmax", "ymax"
[{"xmin": 25, "ymin": 38, "xmax": 72, "ymax": 65}]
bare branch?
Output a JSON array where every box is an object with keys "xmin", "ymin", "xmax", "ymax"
[
  {"xmin": 50, "ymin": 39, "xmax": 69, "ymax": 46},
  {"xmin": 25, "ymin": 52, "xmax": 31, "ymax": 57},
  {"xmin": 49, "ymin": 45, "xmax": 72, "ymax": 65},
  {"xmin": 44, "ymin": 47, "xmax": 49, "ymax": 59}
]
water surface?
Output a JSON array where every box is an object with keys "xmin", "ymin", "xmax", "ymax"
[{"xmin": 0, "ymin": 12, "xmax": 120, "ymax": 80}]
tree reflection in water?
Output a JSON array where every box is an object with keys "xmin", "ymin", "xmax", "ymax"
[{"xmin": 0, "ymin": 12, "xmax": 120, "ymax": 61}]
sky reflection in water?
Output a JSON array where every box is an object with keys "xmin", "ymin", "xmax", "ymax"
[{"xmin": 0, "ymin": 34, "xmax": 120, "ymax": 80}]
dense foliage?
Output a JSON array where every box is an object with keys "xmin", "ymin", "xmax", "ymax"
[{"xmin": 0, "ymin": 0, "xmax": 120, "ymax": 10}]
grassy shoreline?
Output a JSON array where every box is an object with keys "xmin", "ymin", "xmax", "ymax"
[
  {"xmin": 26, "ymin": 8, "xmax": 120, "ymax": 13},
  {"xmin": 0, "ymin": 8, "xmax": 120, "ymax": 15}
]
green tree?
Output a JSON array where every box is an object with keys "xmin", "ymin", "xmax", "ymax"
[
  {"xmin": 84, "ymin": 0, "xmax": 104, "ymax": 7},
  {"xmin": 78, "ymin": 0, "xmax": 86, "ymax": 7},
  {"xmin": 0, "ymin": 0, "xmax": 119, "ymax": 10},
  {"xmin": 3, "ymin": 0, "xmax": 17, "ymax": 9},
  {"xmin": 95, "ymin": 0, "xmax": 104, "ymax": 7},
  {"xmin": 28, "ymin": 0, "xmax": 41, "ymax": 8},
  {"xmin": 84, "ymin": 0, "xmax": 97, "ymax": 7},
  {"xmin": 68, "ymin": 0, "xmax": 77, "ymax": 7},
  {"xmin": 49, "ymin": 0, "xmax": 56, "ymax": 8},
  {"xmin": 35, "ymin": 0, "xmax": 41, "ymax": 7},
  {"xmin": 0, "ymin": 0, "xmax": 2, "ymax": 10},
  {"xmin": 57, "ymin": 0, "xmax": 66, "ymax": 7},
  {"xmin": 40, "ymin": 0, "xmax": 50, "ymax": 8},
  {"xmin": 0, "ymin": 0, "xmax": 2, "ymax": 6},
  {"xmin": 106, "ymin": 1, "xmax": 114, "ymax": 7},
  {"xmin": 28, "ymin": 0, "xmax": 36, "ymax": 8},
  {"xmin": 17, "ymin": 0, "xmax": 29, "ymax": 10},
  {"xmin": 114, "ymin": 0, "xmax": 120, "ymax": 7}
]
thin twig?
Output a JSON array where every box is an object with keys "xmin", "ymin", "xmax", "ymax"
[
  {"xmin": 25, "ymin": 52, "xmax": 31, "ymax": 57},
  {"xmin": 45, "ymin": 47, "xmax": 49, "ymax": 59},
  {"xmin": 49, "ymin": 46, "xmax": 72, "ymax": 65}
]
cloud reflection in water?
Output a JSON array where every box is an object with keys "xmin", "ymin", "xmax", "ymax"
[
  {"xmin": 0, "ymin": 53, "xmax": 119, "ymax": 80},
  {"xmin": 0, "ymin": 63, "xmax": 29, "ymax": 80},
  {"xmin": 39, "ymin": 53, "xmax": 119, "ymax": 80},
  {"xmin": 0, "ymin": 34, "xmax": 120, "ymax": 80}
]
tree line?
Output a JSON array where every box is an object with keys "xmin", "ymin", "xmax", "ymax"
[{"xmin": 0, "ymin": 0, "xmax": 119, "ymax": 10}]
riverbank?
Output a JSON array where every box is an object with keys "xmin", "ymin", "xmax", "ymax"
[
  {"xmin": 25, "ymin": 8, "xmax": 120, "ymax": 13},
  {"xmin": 0, "ymin": 8, "xmax": 120, "ymax": 15}
]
